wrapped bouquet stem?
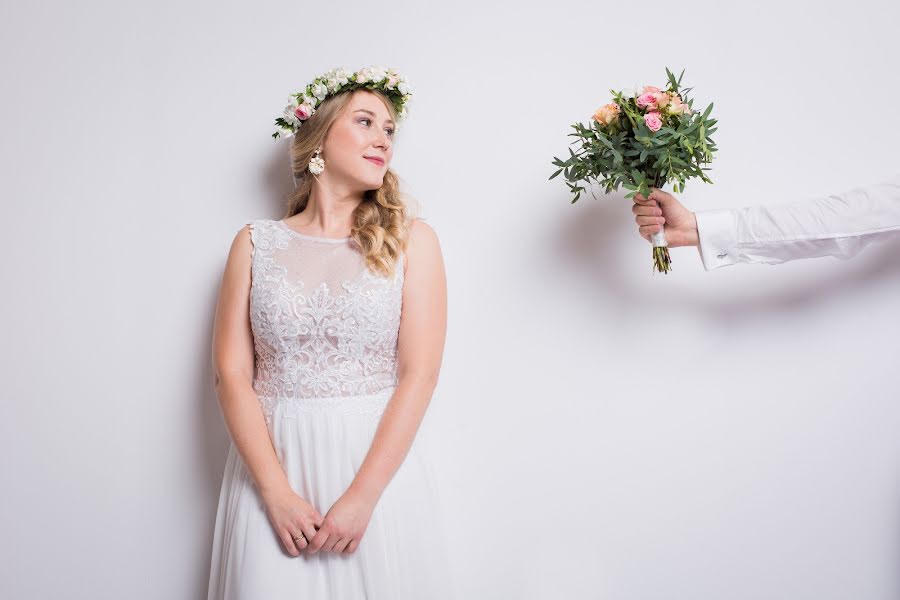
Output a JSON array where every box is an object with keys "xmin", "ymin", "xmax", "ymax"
[
  {"xmin": 551, "ymin": 68, "xmax": 718, "ymax": 274},
  {"xmin": 647, "ymin": 176, "xmax": 674, "ymax": 273}
]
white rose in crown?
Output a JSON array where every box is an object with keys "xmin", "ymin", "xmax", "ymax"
[
  {"xmin": 282, "ymin": 96, "xmax": 300, "ymax": 125},
  {"xmin": 283, "ymin": 109, "xmax": 299, "ymax": 127}
]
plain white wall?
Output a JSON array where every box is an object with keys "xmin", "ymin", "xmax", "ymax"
[{"xmin": 3, "ymin": 0, "xmax": 899, "ymax": 598}]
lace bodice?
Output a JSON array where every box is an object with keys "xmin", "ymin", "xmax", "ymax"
[{"xmin": 246, "ymin": 219, "xmax": 404, "ymax": 403}]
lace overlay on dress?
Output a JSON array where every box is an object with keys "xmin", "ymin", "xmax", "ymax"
[{"xmin": 246, "ymin": 219, "xmax": 404, "ymax": 420}]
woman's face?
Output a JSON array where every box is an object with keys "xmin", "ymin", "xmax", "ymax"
[{"xmin": 320, "ymin": 90, "xmax": 395, "ymax": 191}]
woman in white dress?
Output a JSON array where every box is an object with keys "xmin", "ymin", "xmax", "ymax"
[{"xmin": 207, "ymin": 67, "xmax": 452, "ymax": 599}]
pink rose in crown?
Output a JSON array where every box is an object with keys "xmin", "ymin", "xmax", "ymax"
[
  {"xmin": 294, "ymin": 104, "xmax": 313, "ymax": 120},
  {"xmin": 636, "ymin": 93, "xmax": 658, "ymax": 110},
  {"xmin": 643, "ymin": 85, "xmax": 661, "ymax": 94},
  {"xmin": 644, "ymin": 111, "xmax": 663, "ymax": 132}
]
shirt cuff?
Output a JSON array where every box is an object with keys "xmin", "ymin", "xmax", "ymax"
[{"xmin": 694, "ymin": 209, "xmax": 740, "ymax": 270}]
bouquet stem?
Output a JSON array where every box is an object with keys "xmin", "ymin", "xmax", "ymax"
[{"xmin": 650, "ymin": 227, "xmax": 672, "ymax": 274}]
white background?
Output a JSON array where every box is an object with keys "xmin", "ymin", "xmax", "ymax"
[{"xmin": 2, "ymin": 1, "xmax": 899, "ymax": 598}]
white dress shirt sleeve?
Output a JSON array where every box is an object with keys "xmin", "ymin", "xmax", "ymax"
[{"xmin": 693, "ymin": 174, "xmax": 900, "ymax": 270}]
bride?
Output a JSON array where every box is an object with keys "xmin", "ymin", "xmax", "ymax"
[{"xmin": 207, "ymin": 66, "xmax": 453, "ymax": 599}]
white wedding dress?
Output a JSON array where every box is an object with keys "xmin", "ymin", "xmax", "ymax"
[{"xmin": 207, "ymin": 218, "xmax": 452, "ymax": 599}]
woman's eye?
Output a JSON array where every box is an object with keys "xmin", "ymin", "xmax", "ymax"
[{"xmin": 359, "ymin": 117, "xmax": 392, "ymax": 137}]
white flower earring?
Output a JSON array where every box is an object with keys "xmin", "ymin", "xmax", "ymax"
[{"xmin": 308, "ymin": 146, "xmax": 325, "ymax": 175}]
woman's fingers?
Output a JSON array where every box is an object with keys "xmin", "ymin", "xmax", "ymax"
[
  {"xmin": 301, "ymin": 521, "xmax": 319, "ymax": 548},
  {"xmin": 278, "ymin": 528, "xmax": 301, "ymax": 557},
  {"xmin": 321, "ymin": 535, "xmax": 339, "ymax": 553},
  {"xmin": 290, "ymin": 530, "xmax": 308, "ymax": 552},
  {"xmin": 332, "ymin": 537, "xmax": 351, "ymax": 553},
  {"xmin": 344, "ymin": 539, "xmax": 360, "ymax": 554},
  {"xmin": 306, "ymin": 527, "xmax": 330, "ymax": 555}
]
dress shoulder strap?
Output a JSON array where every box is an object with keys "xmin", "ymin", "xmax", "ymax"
[
  {"xmin": 245, "ymin": 219, "xmax": 260, "ymax": 260},
  {"xmin": 245, "ymin": 218, "xmax": 278, "ymax": 260}
]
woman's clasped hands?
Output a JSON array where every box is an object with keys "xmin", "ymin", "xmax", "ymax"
[{"xmin": 262, "ymin": 483, "xmax": 375, "ymax": 557}]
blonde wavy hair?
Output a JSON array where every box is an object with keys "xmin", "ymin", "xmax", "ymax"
[{"xmin": 283, "ymin": 89, "xmax": 410, "ymax": 278}]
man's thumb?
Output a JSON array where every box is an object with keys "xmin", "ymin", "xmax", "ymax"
[{"xmin": 650, "ymin": 191, "xmax": 675, "ymax": 209}]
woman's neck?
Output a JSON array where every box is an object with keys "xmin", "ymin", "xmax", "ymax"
[{"xmin": 294, "ymin": 185, "xmax": 363, "ymax": 235}]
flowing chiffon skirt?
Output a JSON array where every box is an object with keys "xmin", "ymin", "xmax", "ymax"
[{"xmin": 207, "ymin": 387, "xmax": 453, "ymax": 599}]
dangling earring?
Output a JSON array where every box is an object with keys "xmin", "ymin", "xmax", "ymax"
[{"xmin": 308, "ymin": 146, "xmax": 325, "ymax": 175}]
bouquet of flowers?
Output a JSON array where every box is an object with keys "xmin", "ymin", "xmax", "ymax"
[{"xmin": 550, "ymin": 68, "xmax": 718, "ymax": 273}]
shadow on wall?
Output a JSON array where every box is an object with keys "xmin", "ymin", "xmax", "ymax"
[
  {"xmin": 260, "ymin": 140, "xmax": 298, "ymax": 217},
  {"xmin": 194, "ymin": 280, "xmax": 230, "ymax": 599},
  {"xmin": 552, "ymin": 191, "xmax": 900, "ymax": 324},
  {"xmin": 195, "ymin": 141, "xmax": 290, "ymax": 597},
  {"xmin": 194, "ymin": 145, "xmax": 298, "ymax": 598}
]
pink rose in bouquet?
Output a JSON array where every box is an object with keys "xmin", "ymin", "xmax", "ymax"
[
  {"xmin": 636, "ymin": 93, "xmax": 658, "ymax": 110},
  {"xmin": 643, "ymin": 111, "xmax": 663, "ymax": 132}
]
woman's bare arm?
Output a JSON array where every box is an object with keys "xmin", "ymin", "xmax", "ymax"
[
  {"xmin": 350, "ymin": 218, "xmax": 448, "ymax": 502},
  {"xmin": 211, "ymin": 224, "xmax": 322, "ymax": 556},
  {"xmin": 212, "ymin": 225, "xmax": 290, "ymax": 497},
  {"xmin": 306, "ymin": 218, "xmax": 448, "ymax": 555}
]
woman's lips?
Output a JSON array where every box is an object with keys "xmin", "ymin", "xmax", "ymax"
[{"xmin": 365, "ymin": 157, "xmax": 384, "ymax": 166}]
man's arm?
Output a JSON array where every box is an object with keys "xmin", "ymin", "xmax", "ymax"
[{"xmin": 634, "ymin": 174, "xmax": 900, "ymax": 270}]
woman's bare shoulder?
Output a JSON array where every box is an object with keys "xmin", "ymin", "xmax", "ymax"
[
  {"xmin": 404, "ymin": 217, "xmax": 443, "ymax": 274},
  {"xmin": 407, "ymin": 217, "xmax": 439, "ymax": 248},
  {"xmin": 222, "ymin": 222, "xmax": 255, "ymax": 280}
]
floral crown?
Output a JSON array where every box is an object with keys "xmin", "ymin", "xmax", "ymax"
[{"xmin": 272, "ymin": 65, "xmax": 412, "ymax": 140}]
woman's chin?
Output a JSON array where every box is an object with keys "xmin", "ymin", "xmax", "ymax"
[{"xmin": 361, "ymin": 176, "xmax": 386, "ymax": 190}]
